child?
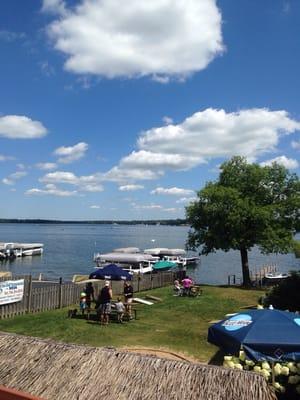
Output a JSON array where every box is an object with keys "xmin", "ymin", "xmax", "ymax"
[
  {"xmin": 79, "ymin": 291, "xmax": 87, "ymax": 315},
  {"xmin": 174, "ymin": 280, "xmax": 183, "ymax": 296},
  {"xmin": 115, "ymin": 297, "xmax": 125, "ymax": 323}
]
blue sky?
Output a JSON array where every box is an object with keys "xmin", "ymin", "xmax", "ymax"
[{"xmin": 0, "ymin": 0, "xmax": 299, "ymax": 220}]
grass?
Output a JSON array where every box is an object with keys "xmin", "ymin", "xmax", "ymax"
[{"xmin": 0, "ymin": 285, "xmax": 263, "ymax": 362}]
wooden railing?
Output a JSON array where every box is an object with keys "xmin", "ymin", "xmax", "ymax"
[{"xmin": 0, "ymin": 272, "xmax": 175, "ymax": 319}]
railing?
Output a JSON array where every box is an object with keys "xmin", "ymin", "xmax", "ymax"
[{"xmin": 0, "ymin": 272, "xmax": 175, "ymax": 319}]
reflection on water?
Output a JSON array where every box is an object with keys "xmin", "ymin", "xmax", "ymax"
[{"xmin": 0, "ymin": 224, "xmax": 299, "ymax": 285}]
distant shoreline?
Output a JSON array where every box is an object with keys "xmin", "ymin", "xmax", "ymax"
[{"xmin": 0, "ymin": 218, "xmax": 188, "ymax": 226}]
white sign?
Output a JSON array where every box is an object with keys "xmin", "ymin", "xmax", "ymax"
[{"xmin": 0, "ymin": 279, "xmax": 24, "ymax": 305}]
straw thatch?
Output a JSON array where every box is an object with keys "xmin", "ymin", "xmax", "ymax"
[{"xmin": 0, "ymin": 333, "xmax": 276, "ymax": 400}]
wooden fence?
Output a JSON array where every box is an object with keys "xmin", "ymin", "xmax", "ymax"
[{"xmin": 0, "ymin": 272, "xmax": 175, "ymax": 319}]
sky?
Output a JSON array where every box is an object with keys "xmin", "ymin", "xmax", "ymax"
[{"xmin": 0, "ymin": 0, "xmax": 299, "ymax": 220}]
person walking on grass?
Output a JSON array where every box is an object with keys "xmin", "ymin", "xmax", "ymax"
[
  {"xmin": 124, "ymin": 281, "xmax": 134, "ymax": 319},
  {"xmin": 97, "ymin": 281, "xmax": 112, "ymax": 325},
  {"xmin": 115, "ymin": 297, "xmax": 125, "ymax": 323}
]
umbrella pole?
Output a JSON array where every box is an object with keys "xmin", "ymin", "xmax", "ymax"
[{"xmin": 271, "ymin": 361, "xmax": 275, "ymax": 385}]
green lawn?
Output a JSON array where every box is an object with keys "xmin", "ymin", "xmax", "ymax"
[{"xmin": 0, "ymin": 285, "xmax": 263, "ymax": 362}]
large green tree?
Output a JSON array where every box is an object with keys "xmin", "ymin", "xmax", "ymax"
[{"xmin": 186, "ymin": 156, "xmax": 300, "ymax": 287}]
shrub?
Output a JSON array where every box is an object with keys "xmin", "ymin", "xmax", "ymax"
[
  {"xmin": 223, "ymin": 352, "xmax": 300, "ymax": 399},
  {"xmin": 264, "ymin": 271, "xmax": 300, "ymax": 312}
]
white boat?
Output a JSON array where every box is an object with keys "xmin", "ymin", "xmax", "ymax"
[
  {"xmin": 264, "ymin": 272, "xmax": 289, "ymax": 280},
  {"xmin": 113, "ymin": 247, "xmax": 140, "ymax": 253},
  {"xmin": 0, "ymin": 242, "xmax": 44, "ymax": 258},
  {"xmin": 94, "ymin": 252, "xmax": 159, "ymax": 274},
  {"xmin": 144, "ymin": 248, "xmax": 199, "ymax": 267}
]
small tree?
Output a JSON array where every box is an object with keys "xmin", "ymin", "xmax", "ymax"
[{"xmin": 186, "ymin": 156, "xmax": 300, "ymax": 287}]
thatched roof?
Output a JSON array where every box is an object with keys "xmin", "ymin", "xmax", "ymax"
[{"xmin": 0, "ymin": 333, "xmax": 276, "ymax": 400}]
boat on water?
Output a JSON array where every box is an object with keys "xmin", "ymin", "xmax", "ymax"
[
  {"xmin": 143, "ymin": 248, "xmax": 199, "ymax": 267},
  {"xmin": 0, "ymin": 242, "xmax": 44, "ymax": 260},
  {"xmin": 94, "ymin": 251, "xmax": 159, "ymax": 274},
  {"xmin": 264, "ymin": 272, "xmax": 289, "ymax": 280},
  {"xmin": 262, "ymin": 272, "xmax": 289, "ymax": 285}
]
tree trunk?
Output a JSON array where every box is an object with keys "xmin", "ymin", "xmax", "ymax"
[{"xmin": 240, "ymin": 247, "xmax": 252, "ymax": 287}]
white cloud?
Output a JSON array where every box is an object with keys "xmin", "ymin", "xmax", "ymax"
[
  {"xmin": 101, "ymin": 108, "xmax": 300, "ymax": 183},
  {"xmin": 120, "ymin": 150, "xmax": 201, "ymax": 171},
  {"xmin": 0, "ymin": 154, "xmax": 15, "ymax": 162},
  {"xmin": 133, "ymin": 204, "xmax": 162, "ymax": 210},
  {"xmin": 90, "ymin": 205, "xmax": 101, "ymax": 209},
  {"xmin": 119, "ymin": 184, "xmax": 144, "ymax": 191},
  {"xmin": 291, "ymin": 140, "xmax": 300, "ymax": 150},
  {"xmin": 162, "ymin": 116, "xmax": 173, "ymax": 125},
  {"xmin": 53, "ymin": 142, "xmax": 88, "ymax": 164},
  {"xmin": 2, "ymin": 171, "xmax": 27, "ymax": 185},
  {"xmin": 176, "ymin": 197, "xmax": 197, "ymax": 204},
  {"xmin": 151, "ymin": 187, "xmax": 194, "ymax": 196},
  {"xmin": 36, "ymin": 162, "xmax": 58, "ymax": 170},
  {"xmin": 41, "ymin": 0, "xmax": 66, "ymax": 15},
  {"xmin": 44, "ymin": 0, "xmax": 223, "ymax": 81},
  {"xmin": 260, "ymin": 155, "xmax": 299, "ymax": 169},
  {"xmin": 0, "ymin": 30, "xmax": 26, "ymax": 42},
  {"xmin": 25, "ymin": 184, "xmax": 77, "ymax": 197},
  {"xmin": 40, "ymin": 170, "xmax": 104, "ymax": 192},
  {"xmin": 163, "ymin": 207, "xmax": 179, "ymax": 212},
  {"xmin": 0, "ymin": 115, "xmax": 48, "ymax": 139},
  {"xmin": 139, "ymin": 108, "xmax": 300, "ymax": 160},
  {"xmin": 103, "ymin": 166, "xmax": 161, "ymax": 183}
]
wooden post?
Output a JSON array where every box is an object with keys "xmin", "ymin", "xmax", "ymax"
[
  {"xmin": 26, "ymin": 275, "xmax": 32, "ymax": 314},
  {"xmin": 58, "ymin": 277, "xmax": 63, "ymax": 309},
  {"xmin": 137, "ymin": 274, "xmax": 140, "ymax": 292}
]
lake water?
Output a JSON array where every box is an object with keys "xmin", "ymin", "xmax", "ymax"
[{"xmin": 0, "ymin": 223, "xmax": 299, "ymax": 285}]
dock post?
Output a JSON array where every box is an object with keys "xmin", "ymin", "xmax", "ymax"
[
  {"xmin": 26, "ymin": 275, "xmax": 32, "ymax": 313},
  {"xmin": 58, "ymin": 277, "xmax": 63, "ymax": 309}
]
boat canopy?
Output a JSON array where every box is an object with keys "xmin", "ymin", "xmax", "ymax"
[
  {"xmin": 113, "ymin": 247, "xmax": 140, "ymax": 253},
  {"xmin": 144, "ymin": 248, "xmax": 186, "ymax": 256},
  {"xmin": 96, "ymin": 252, "xmax": 158, "ymax": 263},
  {"xmin": 153, "ymin": 260, "xmax": 177, "ymax": 270}
]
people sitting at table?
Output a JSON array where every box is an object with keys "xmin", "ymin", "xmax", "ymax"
[
  {"xmin": 181, "ymin": 276, "xmax": 193, "ymax": 296},
  {"xmin": 173, "ymin": 280, "xmax": 183, "ymax": 296},
  {"xmin": 96, "ymin": 281, "xmax": 112, "ymax": 325},
  {"xmin": 115, "ymin": 297, "xmax": 125, "ymax": 323}
]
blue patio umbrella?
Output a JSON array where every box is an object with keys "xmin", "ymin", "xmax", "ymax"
[
  {"xmin": 89, "ymin": 264, "xmax": 132, "ymax": 281},
  {"xmin": 208, "ymin": 309, "xmax": 300, "ymax": 362}
]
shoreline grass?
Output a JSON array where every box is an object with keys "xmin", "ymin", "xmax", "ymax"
[{"xmin": 0, "ymin": 285, "xmax": 263, "ymax": 362}]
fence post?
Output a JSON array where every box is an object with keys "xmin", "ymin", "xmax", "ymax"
[
  {"xmin": 58, "ymin": 277, "xmax": 63, "ymax": 308},
  {"xmin": 26, "ymin": 275, "xmax": 32, "ymax": 313},
  {"xmin": 150, "ymin": 273, "xmax": 153, "ymax": 289},
  {"xmin": 137, "ymin": 274, "xmax": 141, "ymax": 292}
]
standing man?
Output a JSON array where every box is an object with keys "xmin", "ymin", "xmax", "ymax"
[
  {"xmin": 85, "ymin": 282, "xmax": 95, "ymax": 309},
  {"xmin": 97, "ymin": 281, "xmax": 112, "ymax": 325},
  {"xmin": 124, "ymin": 281, "xmax": 134, "ymax": 319}
]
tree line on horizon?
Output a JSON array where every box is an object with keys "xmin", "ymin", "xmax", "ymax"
[{"xmin": 0, "ymin": 218, "xmax": 188, "ymax": 226}]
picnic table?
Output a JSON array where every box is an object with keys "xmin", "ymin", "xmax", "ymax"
[{"xmin": 86, "ymin": 304, "xmax": 138, "ymax": 321}]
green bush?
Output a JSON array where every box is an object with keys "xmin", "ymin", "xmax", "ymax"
[
  {"xmin": 292, "ymin": 240, "xmax": 300, "ymax": 258},
  {"xmin": 264, "ymin": 271, "xmax": 300, "ymax": 312}
]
